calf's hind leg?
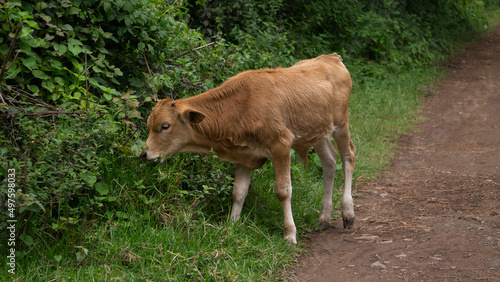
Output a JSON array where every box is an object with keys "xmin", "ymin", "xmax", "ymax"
[
  {"xmin": 332, "ymin": 125, "xmax": 356, "ymax": 229},
  {"xmin": 230, "ymin": 164, "xmax": 252, "ymax": 221},
  {"xmin": 313, "ymin": 138, "xmax": 337, "ymax": 229}
]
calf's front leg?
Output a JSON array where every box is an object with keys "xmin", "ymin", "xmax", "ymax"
[{"xmin": 271, "ymin": 148, "xmax": 297, "ymax": 244}]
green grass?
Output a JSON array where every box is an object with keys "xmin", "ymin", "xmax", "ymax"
[
  {"xmin": 349, "ymin": 67, "xmax": 443, "ymax": 181},
  {"xmin": 3, "ymin": 64, "xmax": 445, "ymax": 281},
  {"xmin": 18, "ymin": 216, "xmax": 296, "ymax": 281},
  {"xmin": 10, "ymin": 154, "xmax": 298, "ymax": 281}
]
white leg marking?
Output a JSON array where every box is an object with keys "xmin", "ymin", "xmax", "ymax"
[
  {"xmin": 314, "ymin": 138, "xmax": 337, "ymax": 228},
  {"xmin": 333, "ymin": 126, "xmax": 356, "ymax": 229},
  {"xmin": 230, "ymin": 164, "xmax": 252, "ymax": 222}
]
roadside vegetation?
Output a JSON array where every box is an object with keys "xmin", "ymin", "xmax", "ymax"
[{"xmin": 1, "ymin": 0, "xmax": 499, "ymax": 280}]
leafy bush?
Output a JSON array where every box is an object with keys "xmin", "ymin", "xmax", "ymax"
[
  {"xmin": 187, "ymin": 0, "xmax": 298, "ymax": 69},
  {"xmin": 187, "ymin": 0, "xmax": 494, "ymax": 71},
  {"xmin": 0, "ymin": 0, "xmax": 234, "ymax": 107},
  {"xmin": 0, "ymin": 0, "xmax": 237, "ymax": 259}
]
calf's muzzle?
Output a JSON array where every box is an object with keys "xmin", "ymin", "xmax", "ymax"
[{"xmin": 139, "ymin": 151, "xmax": 148, "ymax": 161}]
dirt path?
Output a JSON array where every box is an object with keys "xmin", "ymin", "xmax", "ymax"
[{"xmin": 293, "ymin": 24, "xmax": 500, "ymax": 281}]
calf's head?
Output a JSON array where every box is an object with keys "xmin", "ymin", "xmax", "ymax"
[{"xmin": 140, "ymin": 98, "xmax": 205, "ymax": 162}]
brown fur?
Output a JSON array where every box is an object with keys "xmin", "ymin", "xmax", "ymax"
[{"xmin": 141, "ymin": 54, "xmax": 356, "ymax": 244}]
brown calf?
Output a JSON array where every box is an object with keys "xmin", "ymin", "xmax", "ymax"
[{"xmin": 140, "ymin": 54, "xmax": 356, "ymax": 244}]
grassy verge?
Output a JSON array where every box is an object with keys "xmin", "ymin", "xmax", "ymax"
[{"xmin": 349, "ymin": 66, "xmax": 442, "ymax": 181}]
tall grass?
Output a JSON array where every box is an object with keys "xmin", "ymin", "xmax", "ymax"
[
  {"xmin": 349, "ymin": 67, "xmax": 442, "ymax": 180},
  {"xmin": 12, "ymin": 153, "xmax": 297, "ymax": 281}
]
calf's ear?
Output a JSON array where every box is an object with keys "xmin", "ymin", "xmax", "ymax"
[{"xmin": 181, "ymin": 109, "xmax": 205, "ymax": 124}]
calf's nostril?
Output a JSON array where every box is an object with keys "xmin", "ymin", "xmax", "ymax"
[{"xmin": 139, "ymin": 151, "xmax": 147, "ymax": 160}]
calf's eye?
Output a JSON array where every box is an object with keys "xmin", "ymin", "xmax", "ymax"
[{"xmin": 161, "ymin": 123, "xmax": 170, "ymax": 130}]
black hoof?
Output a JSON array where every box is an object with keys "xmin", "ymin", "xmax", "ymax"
[
  {"xmin": 318, "ymin": 222, "xmax": 330, "ymax": 230},
  {"xmin": 343, "ymin": 218, "xmax": 354, "ymax": 229}
]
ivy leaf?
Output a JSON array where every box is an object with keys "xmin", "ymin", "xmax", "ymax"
[
  {"xmin": 54, "ymin": 44, "xmax": 67, "ymax": 56},
  {"xmin": 27, "ymin": 84, "xmax": 40, "ymax": 93},
  {"xmin": 127, "ymin": 110, "xmax": 142, "ymax": 119},
  {"xmin": 68, "ymin": 44, "xmax": 82, "ymax": 56},
  {"xmin": 68, "ymin": 38, "xmax": 83, "ymax": 45},
  {"xmin": 22, "ymin": 57, "xmax": 38, "ymax": 71},
  {"xmin": 82, "ymin": 171, "xmax": 97, "ymax": 186},
  {"xmin": 19, "ymin": 26, "xmax": 33, "ymax": 38},
  {"xmin": 95, "ymin": 182, "xmax": 109, "ymax": 196},
  {"xmin": 7, "ymin": 64, "xmax": 21, "ymax": 79},
  {"xmin": 26, "ymin": 20, "xmax": 40, "ymax": 29},
  {"xmin": 102, "ymin": 32, "xmax": 113, "ymax": 38},
  {"xmin": 103, "ymin": 93, "xmax": 112, "ymax": 100},
  {"xmin": 75, "ymin": 246, "xmax": 88, "ymax": 262},
  {"xmin": 313, "ymin": 154, "xmax": 322, "ymax": 168},
  {"xmin": 61, "ymin": 24, "xmax": 73, "ymax": 31},
  {"xmin": 67, "ymin": 6, "xmax": 80, "ymax": 15},
  {"xmin": 33, "ymin": 70, "xmax": 50, "ymax": 79},
  {"xmin": 50, "ymin": 60, "xmax": 63, "ymax": 70},
  {"xmin": 92, "ymin": 65, "xmax": 103, "ymax": 73},
  {"xmin": 19, "ymin": 234, "xmax": 34, "ymax": 247},
  {"xmin": 124, "ymin": 16, "xmax": 132, "ymax": 27},
  {"xmin": 42, "ymin": 81, "xmax": 55, "ymax": 92},
  {"xmin": 54, "ymin": 77, "xmax": 65, "ymax": 85},
  {"xmin": 19, "ymin": 41, "xmax": 33, "ymax": 56},
  {"xmin": 88, "ymin": 78, "xmax": 100, "ymax": 87},
  {"xmin": 45, "ymin": 34, "xmax": 55, "ymax": 41},
  {"xmin": 54, "ymin": 255, "xmax": 62, "ymax": 263},
  {"xmin": 138, "ymin": 42, "xmax": 145, "ymax": 51},
  {"xmin": 40, "ymin": 14, "xmax": 52, "ymax": 23},
  {"xmin": 114, "ymin": 68, "xmax": 123, "ymax": 76}
]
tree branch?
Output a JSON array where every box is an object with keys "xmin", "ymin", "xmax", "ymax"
[
  {"xmin": 0, "ymin": 91, "xmax": 7, "ymax": 106},
  {"xmin": 0, "ymin": 23, "xmax": 23, "ymax": 84},
  {"xmin": 143, "ymin": 53, "xmax": 157, "ymax": 101},
  {"xmin": 169, "ymin": 42, "xmax": 216, "ymax": 61},
  {"xmin": 10, "ymin": 87, "xmax": 56, "ymax": 110},
  {"xmin": 85, "ymin": 49, "xmax": 89, "ymax": 112}
]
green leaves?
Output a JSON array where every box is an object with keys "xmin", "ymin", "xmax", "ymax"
[
  {"xmin": 53, "ymin": 43, "xmax": 68, "ymax": 56},
  {"xmin": 95, "ymin": 182, "xmax": 110, "ymax": 196},
  {"xmin": 33, "ymin": 70, "xmax": 49, "ymax": 79},
  {"xmin": 0, "ymin": 1, "xmax": 128, "ymax": 104},
  {"xmin": 1, "ymin": 0, "xmax": 233, "ymax": 109},
  {"xmin": 21, "ymin": 57, "xmax": 37, "ymax": 71}
]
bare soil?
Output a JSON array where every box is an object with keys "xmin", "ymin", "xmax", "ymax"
[{"xmin": 293, "ymin": 24, "xmax": 500, "ymax": 281}]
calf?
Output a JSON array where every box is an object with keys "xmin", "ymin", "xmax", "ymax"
[{"xmin": 140, "ymin": 54, "xmax": 356, "ymax": 244}]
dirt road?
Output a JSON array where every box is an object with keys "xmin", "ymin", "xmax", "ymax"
[{"xmin": 293, "ymin": 24, "xmax": 500, "ymax": 281}]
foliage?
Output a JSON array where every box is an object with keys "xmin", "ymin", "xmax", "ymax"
[
  {"xmin": 0, "ymin": 0, "xmax": 233, "ymax": 107},
  {"xmin": 0, "ymin": 110, "xmax": 118, "ymax": 244},
  {"xmin": 187, "ymin": 0, "xmax": 494, "ymax": 71}
]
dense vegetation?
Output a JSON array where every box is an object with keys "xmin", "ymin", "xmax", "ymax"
[{"xmin": 1, "ymin": 0, "xmax": 499, "ymax": 280}]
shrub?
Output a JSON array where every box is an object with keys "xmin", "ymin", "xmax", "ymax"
[
  {"xmin": 0, "ymin": 0, "xmax": 237, "ymax": 258},
  {"xmin": 187, "ymin": 0, "xmax": 494, "ymax": 71},
  {"xmin": 0, "ymin": 0, "xmax": 233, "ymax": 107}
]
